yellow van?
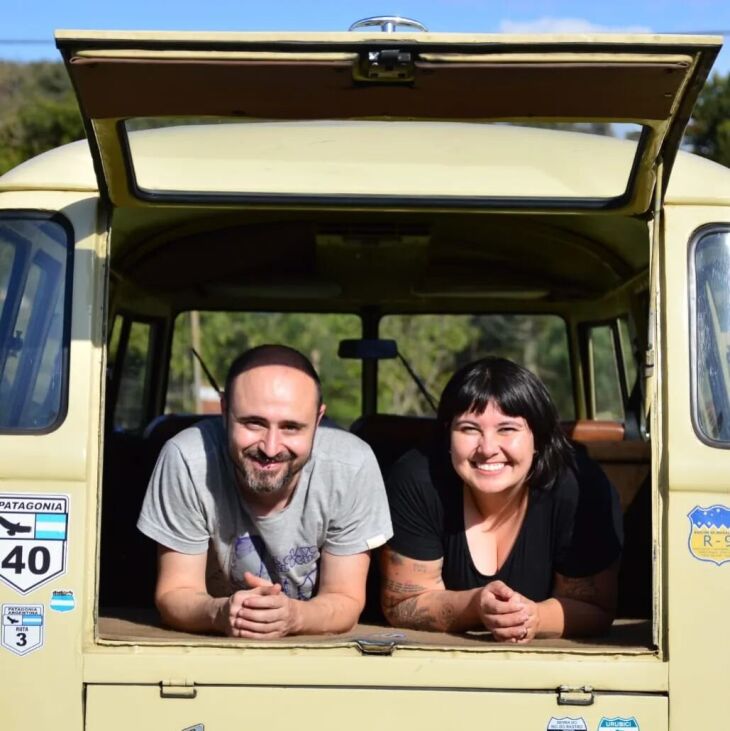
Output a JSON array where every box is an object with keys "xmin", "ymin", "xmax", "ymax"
[{"xmin": 1, "ymin": 21, "xmax": 729, "ymax": 731}]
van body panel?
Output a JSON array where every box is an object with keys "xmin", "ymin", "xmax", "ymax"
[
  {"xmin": 667, "ymin": 491, "xmax": 730, "ymax": 729},
  {"xmin": 85, "ymin": 684, "xmax": 668, "ymax": 731},
  {"xmin": 663, "ymin": 205, "xmax": 730, "ymax": 492},
  {"xmin": 81, "ymin": 644, "xmax": 665, "ymax": 690},
  {"xmin": 660, "ymin": 205, "xmax": 730, "ymax": 727},
  {"xmin": 0, "ymin": 191, "xmax": 105, "ymax": 731},
  {"xmin": 0, "ymin": 193, "xmax": 103, "ymax": 480}
]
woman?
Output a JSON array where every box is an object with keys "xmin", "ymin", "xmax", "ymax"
[{"xmin": 381, "ymin": 357, "xmax": 623, "ymax": 642}]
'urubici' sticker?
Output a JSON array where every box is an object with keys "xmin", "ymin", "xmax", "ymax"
[{"xmin": 598, "ymin": 718, "xmax": 639, "ymax": 730}]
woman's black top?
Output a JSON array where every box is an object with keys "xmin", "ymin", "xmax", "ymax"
[{"xmin": 385, "ymin": 446, "xmax": 623, "ymax": 602}]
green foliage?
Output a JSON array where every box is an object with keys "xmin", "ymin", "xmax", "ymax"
[
  {"xmin": 379, "ymin": 314, "xmax": 575, "ymax": 420},
  {"xmin": 166, "ymin": 312, "xmax": 362, "ymax": 424},
  {"xmin": 0, "ymin": 62, "xmax": 84, "ymax": 175},
  {"xmin": 686, "ymin": 72, "xmax": 730, "ymax": 167},
  {"xmin": 158, "ymin": 311, "xmax": 576, "ymax": 428}
]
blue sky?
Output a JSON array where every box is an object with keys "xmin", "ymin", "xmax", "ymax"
[{"xmin": 3, "ymin": 0, "xmax": 729, "ymax": 75}]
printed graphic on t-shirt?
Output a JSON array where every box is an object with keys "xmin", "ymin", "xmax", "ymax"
[
  {"xmin": 230, "ymin": 534, "xmax": 319, "ymax": 600},
  {"xmin": 275, "ymin": 546, "xmax": 319, "ymax": 600},
  {"xmin": 232, "ymin": 534, "xmax": 268, "ymax": 580}
]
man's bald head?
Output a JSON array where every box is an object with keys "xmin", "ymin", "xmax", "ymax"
[{"xmin": 223, "ymin": 345, "xmax": 322, "ymax": 409}]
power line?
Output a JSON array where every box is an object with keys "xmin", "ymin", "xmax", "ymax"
[{"xmin": 0, "ymin": 40, "xmax": 55, "ymax": 45}]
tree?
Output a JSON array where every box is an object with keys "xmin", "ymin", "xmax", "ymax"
[
  {"xmin": 0, "ymin": 62, "xmax": 85, "ymax": 175},
  {"xmin": 686, "ymin": 72, "xmax": 730, "ymax": 168}
]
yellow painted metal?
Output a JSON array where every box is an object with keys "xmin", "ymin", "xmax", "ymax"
[
  {"xmin": 81, "ymin": 646, "xmax": 666, "ymax": 690},
  {"xmin": 663, "ymin": 206, "xmax": 730, "ymax": 493},
  {"xmin": 86, "ymin": 684, "xmax": 668, "ymax": 731},
  {"xmin": 0, "ymin": 190, "xmax": 107, "ymax": 731}
]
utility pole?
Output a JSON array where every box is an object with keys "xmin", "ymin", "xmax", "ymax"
[{"xmin": 190, "ymin": 310, "xmax": 202, "ymax": 413}]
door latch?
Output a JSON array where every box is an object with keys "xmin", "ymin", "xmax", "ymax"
[
  {"xmin": 557, "ymin": 685, "xmax": 595, "ymax": 706},
  {"xmin": 355, "ymin": 50, "xmax": 414, "ymax": 82},
  {"xmin": 160, "ymin": 680, "xmax": 197, "ymax": 699}
]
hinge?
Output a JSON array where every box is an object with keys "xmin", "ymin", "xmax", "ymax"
[
  {"xmin": 160, "ymin": 680, "xmax": 197, "ymax": 699},
  {"xmin": 557, "ymin": 685, "xmax": 594, "ymax": 706},
  {"xmin": 644, "ymin": 347, "xmax": 655, "ymax": 378},
  {"xmin": 355, "ymin": 50, "xmax": 415, "ymax": 82}
]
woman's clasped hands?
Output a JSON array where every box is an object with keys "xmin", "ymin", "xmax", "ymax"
[{"xmin": 478, "ymin": 580, "xmax": 538, "ymax": 643}]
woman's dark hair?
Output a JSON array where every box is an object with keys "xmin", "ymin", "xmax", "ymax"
[{"xmin": 437, "ymin": 356, "xmax": 574, "ymax": 491}]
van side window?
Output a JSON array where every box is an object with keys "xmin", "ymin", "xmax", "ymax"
[
  {"xmin": 165, "ymin": 311, "xmax": 362, "ymax": 424},
  {"xmin": 692, "ymin": 228, "xmax": 730, "ymax": 444},
  {"xmin": 586, "ymin": 323, "xmax": 625, "ymax": 421},
  {"xmin": 0, "ymin": 215, "xmax": 71, "ymax": 431},
  {"xmin": 113, "ymin": 319, "xmax": 154, "ymax": 432},
  {"xmin": 378, "ymin": 314, "xmax": 574, "ymax": 419}
]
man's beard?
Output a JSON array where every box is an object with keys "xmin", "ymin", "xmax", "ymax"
[{"xmin": 233, "ymin": 446, "xmax": 306, "ymax": 495}]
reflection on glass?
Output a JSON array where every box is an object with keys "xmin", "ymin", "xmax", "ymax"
[
  {"xmin": 123, "ymin": 118, "xmax": 643, "ymax": 201},
  {"xmin": 694, "ymin": 230, "xmax": 730, "ymax": 442},
  {"xmin": 0, "ymin": 218, "xmax": 68, "ymax": 430}
]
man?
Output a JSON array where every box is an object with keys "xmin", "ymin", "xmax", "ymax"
[{"xmin": 137, "ymin": 344, "xmax": 392, "ymax": 638}]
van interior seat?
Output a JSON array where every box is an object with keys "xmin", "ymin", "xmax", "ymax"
[{"xmin": 100, "ymin": 413, "xmax": 220, "ymax": 609}]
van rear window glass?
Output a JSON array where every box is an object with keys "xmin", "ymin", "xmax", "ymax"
[
  {"xmin": 0, "ymin": 215, "xmax": 71, "ymax": 432},
  {"xmin": 378, "ymin": 314, "xmax": 573, "ymax": 419},
  {"xmin": 692, "ymin": 228, "xmax": 730, "ymax": 444},
  {"xmin": 123, "ymin": 119, "xmax": 643, "ymax": 204},
  {"xmin": 166, "ymin": 311, "xmax": 362, "ymax": 425}
]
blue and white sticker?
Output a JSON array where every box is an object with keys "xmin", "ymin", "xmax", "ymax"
[
  {"xmin": 598, "ymin": 718, "xmax": 639, "ymax": 730},
  {"xmin": 547, "ymin": 717, "xmax": 587, "ymax": 730},
  {"xmin": 2, "ymin": 603, "xmax": 44, "ymax": 656},
  {"xmin": 688, "ymin": 505, "xmax": 730, "ymax": 566},
  {"xmin": 0, "ymin": 494, "xmax": 69, "ymax": 594},
  {"xmin": 50, "ymin": 590, "xmax": 76, "ymax": 613}
]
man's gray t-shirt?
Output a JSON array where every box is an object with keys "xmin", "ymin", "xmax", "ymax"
[{"xmin": 137, "ymin": 419, "xmax": 392, "ymax": 600}]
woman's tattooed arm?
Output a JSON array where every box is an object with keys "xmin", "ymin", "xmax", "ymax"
[{"xmin": 379, "ymin": 546, "xmax": 477, "ymax": 632}]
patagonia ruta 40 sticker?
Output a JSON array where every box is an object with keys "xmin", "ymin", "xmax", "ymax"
[{"xmin": 0, "ymin": 494, "xmax": 69, "ymax": 594}]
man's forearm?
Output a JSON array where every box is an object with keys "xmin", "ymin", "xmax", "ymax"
[
  {"xmin": 156, "ymin": 588, "xmax": 227, "ymax": 634},
  {"xmin": 383, "ymin": 586, "xmax": 483, "ymax": 632},
  {"xmin": 292, "ymin": 592, "xmax": 364, "ymax": 635}
]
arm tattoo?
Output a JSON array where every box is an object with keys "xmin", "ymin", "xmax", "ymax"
[
  {"xmin": 387, "ymin": 595, "xmax": 438, "ymax": 631},
  {"xmin": 384, "ymin": 579, "xmax": 427, "ymax": 595}
]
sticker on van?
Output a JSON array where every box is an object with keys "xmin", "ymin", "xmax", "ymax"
[
  {"xmin": 547, "ymin": 717, "xmax": 587, "ymax": 730},
  {"xmin": 1, "ymin": 603, "xmax": 44, "ymax": 656},
  {"xmin": 49, "ymin": 590, "xmax": 76, "ymax": 612},
  {"xmin": 0, "ymin": 494, "xmax": 69, "ymax": 594},
  {"xmin": 688, "ymin": 505, "xmax": 730, "ymax": 566},
  {"xmin": 598, "ymin": 718, "xmax": 639, "ymax": 730}
]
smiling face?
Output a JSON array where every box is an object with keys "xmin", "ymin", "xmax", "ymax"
[
  {"xmin": 222, "ymin": 363, "xmax": 324, "ymax": 502},
  {"xmin": 449, "ymin": 401, "xmax": 535, "ymax": 500}
]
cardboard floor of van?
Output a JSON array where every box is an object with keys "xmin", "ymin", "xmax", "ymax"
[{"xmin": 98, "ymin": 609, "xmax": 653, "ymax": 652}]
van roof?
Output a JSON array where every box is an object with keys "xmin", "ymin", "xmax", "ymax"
[{"xmin": 1, "ymin": 123, "xmax": 728, "ymax": 206}]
